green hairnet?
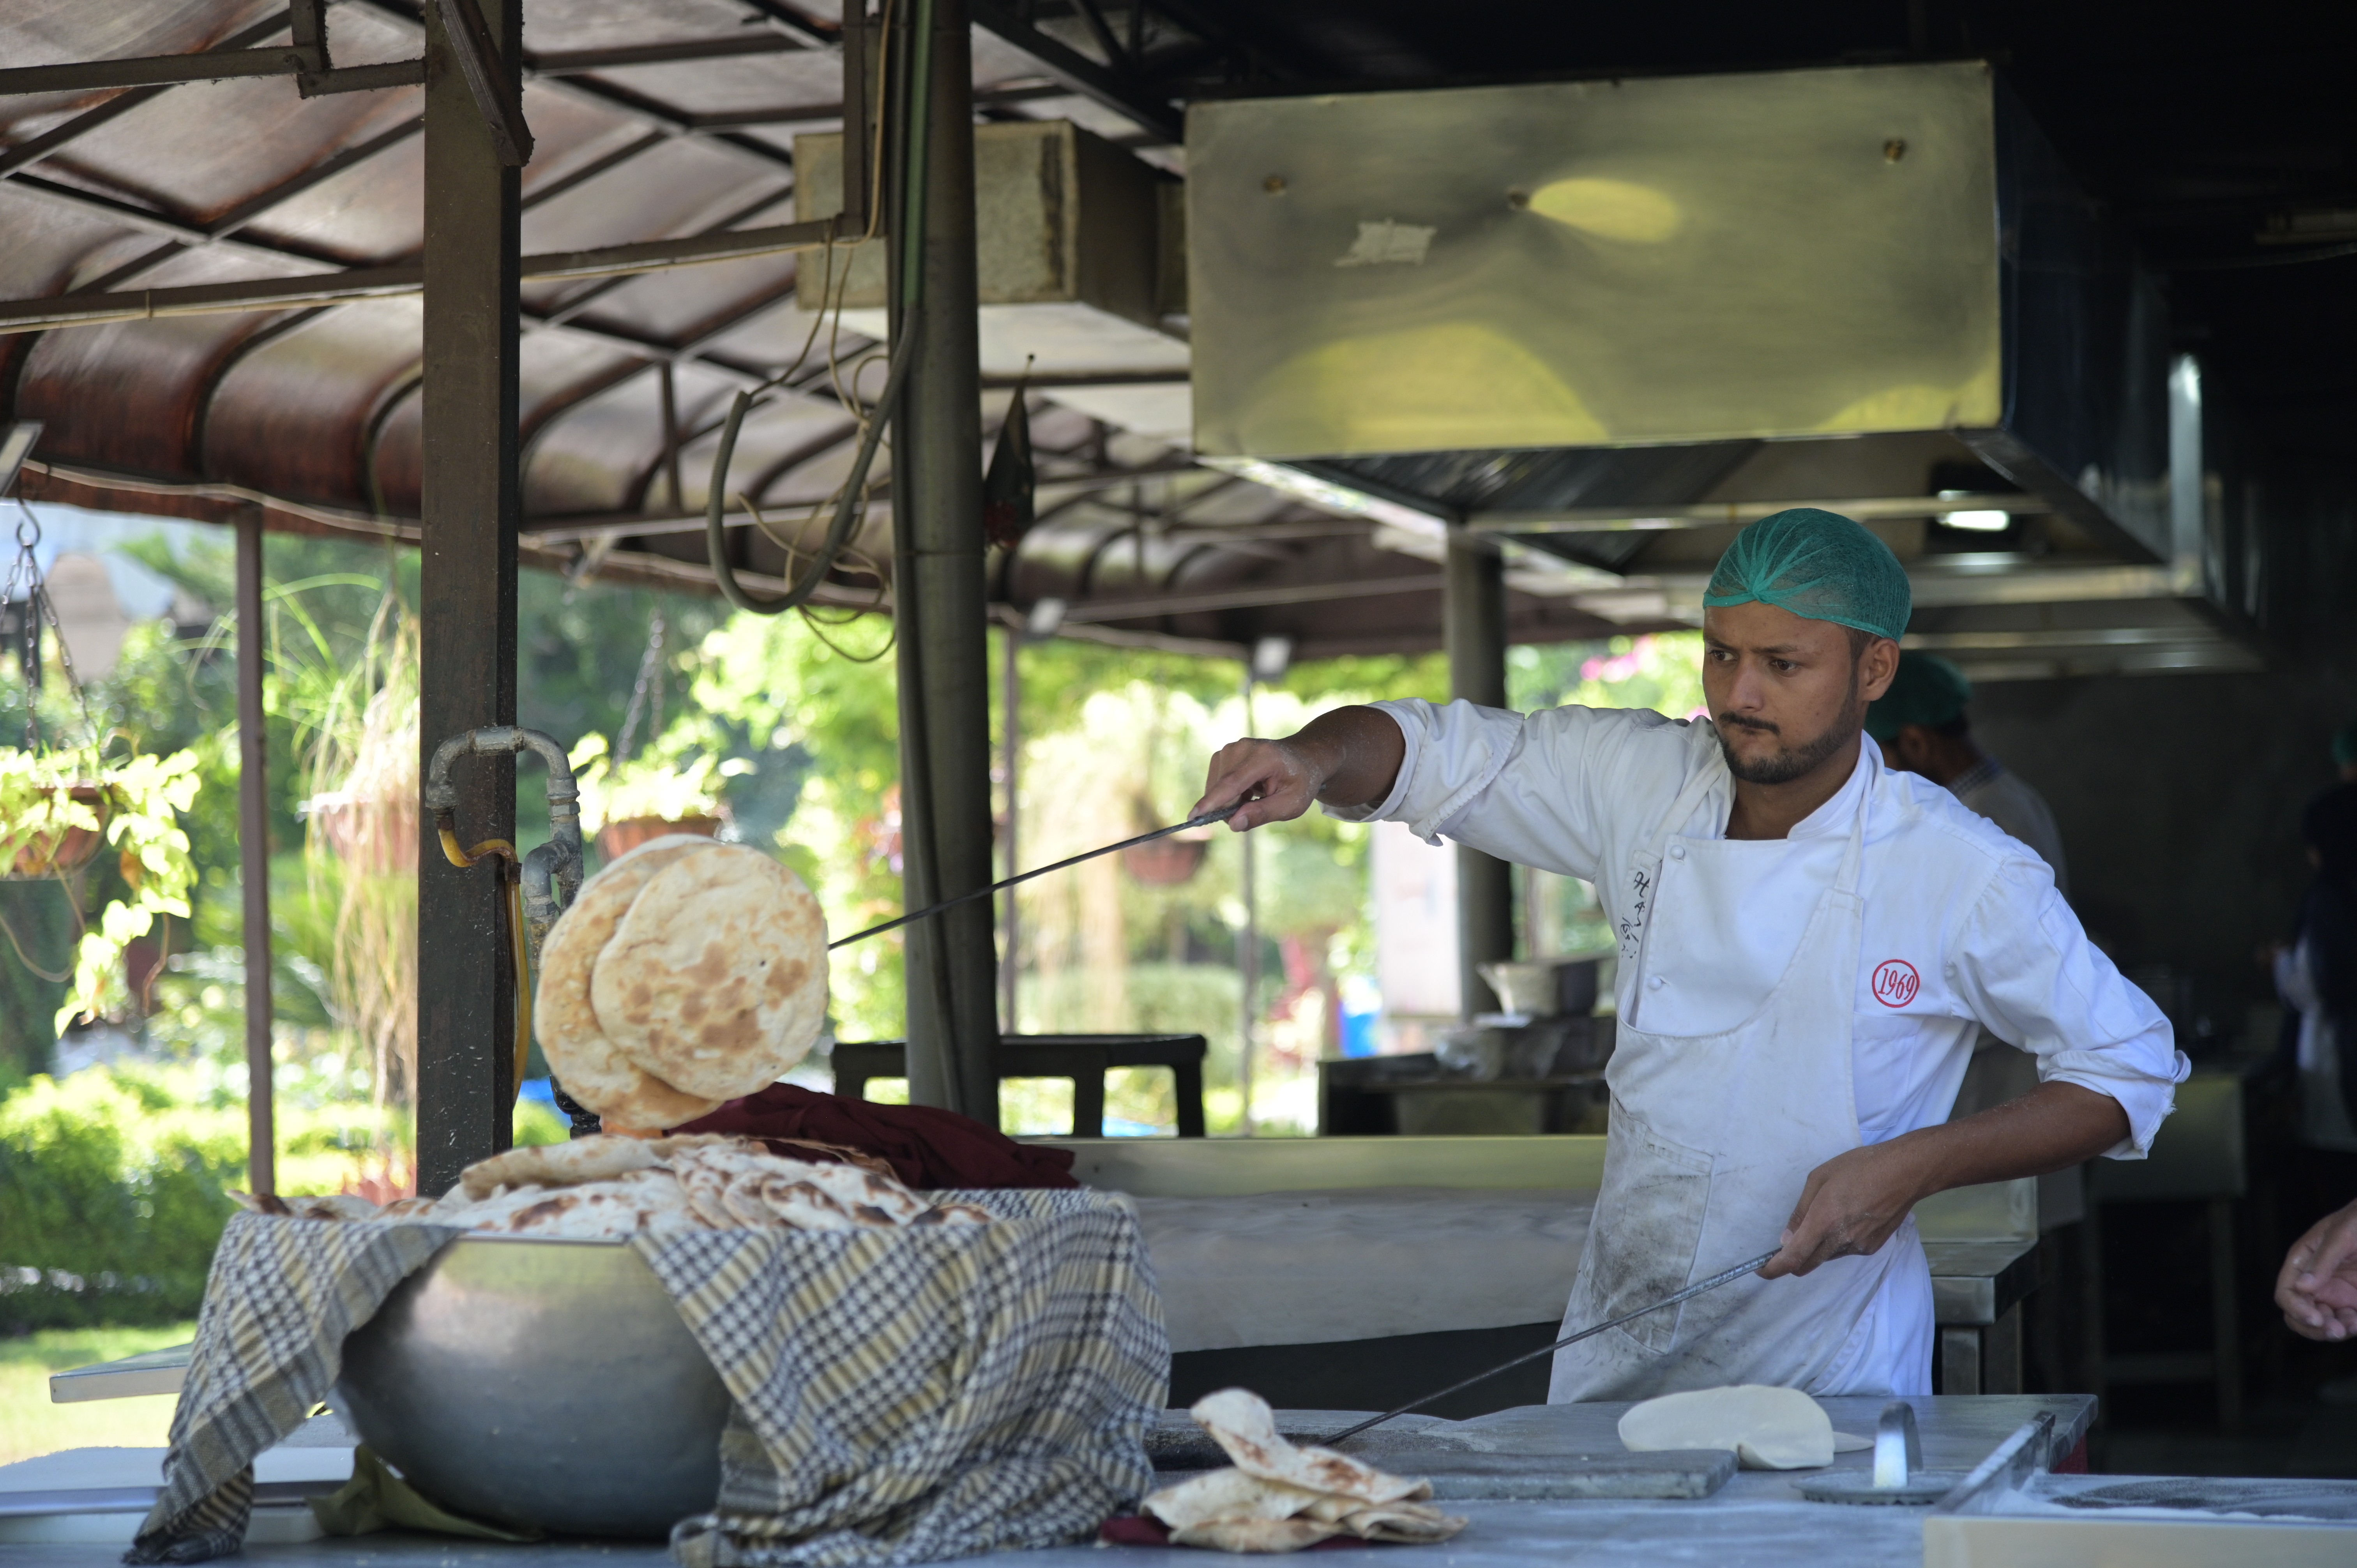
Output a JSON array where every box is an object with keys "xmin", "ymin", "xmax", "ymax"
[
  {"xmin": 1701, "ymin": 508, "xmax": 1912, "ymax": 641},
  {"xmin": 2333, "ymin": 719, "xmax": 2357, "ymax": 770},
  {"xmin": 1866, "ymin": 652, "xmax": 1973, "ymax": 743}
]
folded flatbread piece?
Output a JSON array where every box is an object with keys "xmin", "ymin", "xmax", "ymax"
[
  {"xmin": 1141, "ymin": 1390, "xmax": 1465, "ymax": 1554},
  {"xmin": 1191, "ymin": 1388, "xmax": 1430, "ymax": 1504}
]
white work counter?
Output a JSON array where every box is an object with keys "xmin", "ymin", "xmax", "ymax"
[{"xmin": 0, "ymin": 1395, "xmax": 2163, "ymax": 1568}]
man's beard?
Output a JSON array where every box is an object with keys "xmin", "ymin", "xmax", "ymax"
[{"xmin": 1715, "ymin": 676, "xmax": 1865, "ymax": 786}]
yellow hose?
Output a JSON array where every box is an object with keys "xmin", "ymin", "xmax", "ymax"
[{"xmin": 436, "ymin": 829, "xmax": 532, "ymax": 1109}]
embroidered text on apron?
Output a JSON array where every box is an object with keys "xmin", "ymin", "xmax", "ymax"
[{"xmin": 1550, "ymin": 756, "xmax": 1924, "ymax": 1400}]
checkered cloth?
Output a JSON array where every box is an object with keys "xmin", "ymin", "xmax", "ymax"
[
  {"xmin": 654, "ymin": 1188, "xmax": 1167, "ymax": 1568},
  {"xmin": 124, "ymin": 1213, "xmax": 460, "ymax": 1564},
  {"xmin": 125, "ymin": 1188, "xmax": 1165, "ymax": 1567}
]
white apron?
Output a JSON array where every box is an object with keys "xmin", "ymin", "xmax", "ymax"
[{"xmin": 1550, "ymin": 759, "xmax": 1926, "ymax": 1401}]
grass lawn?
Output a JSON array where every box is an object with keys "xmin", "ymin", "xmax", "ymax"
[{"xmin": 0, "ymin": 1324, "xmax": 196, "ymax": 1467}]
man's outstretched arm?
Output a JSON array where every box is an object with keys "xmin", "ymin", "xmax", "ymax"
[
  {"xmin": 1762, "ymin": 1082, "xmax": 2127, "ymax": 1278},
  {"xmin": 1192, "ymin": 705, "xmax": 1406, "ymax": 830}
]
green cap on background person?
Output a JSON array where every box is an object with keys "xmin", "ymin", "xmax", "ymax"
[
  {"xmin": 1701, "ymin": 507, "xmax": 1913, "ymax": 642},
  {"xmin": 1866, "ymin": 652, "xmax": 1974, "ymax": 744}
]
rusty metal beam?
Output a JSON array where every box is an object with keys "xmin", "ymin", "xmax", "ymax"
[
  {"xmin": 415, "ymin": 0, "xmax": 521, "ymax": 1191},
  {"xmin": 0, "ymin": 215, "xmax": 838, "ymax": 332},
  {"xmin": 528, "ymin": 36, "xmax": 804, "ymax": 75},
  {"xmin": 0, "ymin": 14, "xmax": 298, "ymax": 177},
  {"xmin": 429, "ymin": 0, "xmax": 531, "ymax": 164},
  {"xmin": 0, "ymin": 42, "xmax": 423, "ymax": 100},
  {"xmin": 345, "ymin": 0, "xmax": 801, "ymax": 171}
]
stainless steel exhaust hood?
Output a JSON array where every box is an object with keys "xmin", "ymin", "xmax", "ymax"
[{"xmin": 1182, "ymin": 60, "xmax": 2250, "ymax": 676}]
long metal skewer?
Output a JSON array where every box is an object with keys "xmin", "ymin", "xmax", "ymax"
[
  {"xmin": 1320, "ymin": 1248, "xmax": 1786, "ymax": 1447},
  {"xmin": 829, "ymin": 803, "xmax": 1242, "ymax": 950}
]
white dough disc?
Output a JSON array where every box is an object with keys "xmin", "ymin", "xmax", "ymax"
[{"xmin": 1617, "ymin": 1384, "xmax": 1836, "ymax": 1470}]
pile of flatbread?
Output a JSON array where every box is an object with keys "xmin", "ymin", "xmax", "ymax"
[
  {"xmin": 1141, "ymin": 1390, "xmax": 1466, "ymax": 1553},
  {"xmin": 232, "ymin": 1135, "xmax": 990, "ymax": 1241},
  {"xmin": 535, "ymin": 836, "xmax": 830, "ymax": 1131}
]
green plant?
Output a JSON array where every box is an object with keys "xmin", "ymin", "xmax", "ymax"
[
  {"xmin": 569, "ymin": 730, "xmax": 749, "ymax": 833},
  {"xmin": 0, "ymin": 1068, "xmax": 238, "ymax": 1331},
  {"xmin": 0, "ymin": 741, "xmax": 201, "ymax": 1034}
]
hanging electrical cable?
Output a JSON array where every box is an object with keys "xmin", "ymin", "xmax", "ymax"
[{"xmin": 704, "ymin": 0, "xmax": 915, "ymax": 618}]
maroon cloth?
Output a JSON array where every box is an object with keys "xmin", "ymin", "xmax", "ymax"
[
  {"xmin": 671, "ymin": 1084, "xmax": 1080, "ymax": 1190},
  {"xmin": 2053, "ymin": 1435, "xmax": 2090, "ymax": 1475}
]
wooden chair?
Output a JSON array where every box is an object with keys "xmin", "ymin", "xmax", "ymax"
[{"xmin": 832, "ymin": 1033, "xmax": 1208, "ymax": 1137}]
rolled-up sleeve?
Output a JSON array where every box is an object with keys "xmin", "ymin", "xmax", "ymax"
[
  {"xmin": 1326, "ymin": 699, "xmax": 1525, "ymax": 844},
  {"xmin": 1322, "ymin": 699, "xmax": 1701, "ymax": 883},
  {"xmin": 1952, "ymin": 859, "xmax": 2189, "ymax": 1157}
]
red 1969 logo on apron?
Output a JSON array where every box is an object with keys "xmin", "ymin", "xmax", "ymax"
[{"xmin": 1871, "ymin": 959, "xmax": 1921, "ymax": 1008}]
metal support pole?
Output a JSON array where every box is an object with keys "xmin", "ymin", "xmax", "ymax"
[
  {"xmin": 1445, "ymin": 529, "xmax": 1512, "ymax": 1017},
  {"xmin": 659, "ymin": 361, "xmax": 684, "ymax": 514},
  {"xmin": 1238, "ymin": 669, "xmax": 1259, "ymax": 1133},
  {"xmin": 999, "ymin": 625, "xmax": 1019, "ymax": 1033},
  {"xmin": 889, "ymin": 0, "xmax": 997, "ymax": 1120},
  {"xmin": 416, "ymin": 0, "xmax": 521, "ymax": 1194},
  {"xmin": 235, "ymin": 512, "xmax": 275, "ymax": 1195}
]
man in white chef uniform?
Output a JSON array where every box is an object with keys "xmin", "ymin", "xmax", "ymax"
[{"xmin": 1194, "ymin": 509, "xmax": 2187, "ymax": 1398}]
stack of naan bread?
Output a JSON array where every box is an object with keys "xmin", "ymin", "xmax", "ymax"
[
  {"xmin": 234, "ymin": 1135, "xmax": 991, "ymax": 1240},
  {"xmin": 1141, "ymin": 1390, "xmax": 1466, "ymax": 1552},
  {"xmin": 535, "ymin": 837, "xmax": 831, "ymax": 1131}
]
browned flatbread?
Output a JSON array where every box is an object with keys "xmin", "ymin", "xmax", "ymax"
[
  {"xmin": 1191, "ymin": 1389, "xmax": 1429, "ymax": 1504},
  {"xmin": 536, "ymin": 836, "xmax": 727, "ymax": 1130},
  {"xmin": 441, "ymin": 1169, "xmax": 708, "ymax": 1240},
  {"xmin": 1145, "ymin": 1469, "xmax": 1324, "ymax": 1531},
  {"xmin": 1167, "ymin": 1518, "xmax": 1340, "ymax": 1553},
  {"xmin": 590, "ymin": 845, "xmax": 828, "ymax": 1101},
  {"xmin": 457, "ymin": 1133, "xmax": 664, "ymax": 1201}
]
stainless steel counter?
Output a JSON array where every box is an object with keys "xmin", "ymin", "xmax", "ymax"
[{"xmin": 2, "ymin": 1396, "xmax": 2096, "ymax": 1568}]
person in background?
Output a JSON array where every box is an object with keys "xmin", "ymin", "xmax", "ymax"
[
  {"xmin": 1866, "ymin": 652, "xmax": 2067, "ymax": 895},
  {"xmin": 2274, "ymin": 782, "xmax": 2357, "ymax": 1156},
  {"xmin": 2280, "ymin": 1196, "xmax": 2357, "ymax": 1342},
  {"xmin": 2336, "ymin": 718, "xmax": 2357, "ymax": 785}
]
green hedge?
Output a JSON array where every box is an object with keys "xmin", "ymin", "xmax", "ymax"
[{"xmin": 0, "ymin": 1070, "xmax": 239, "ymax": 1331}]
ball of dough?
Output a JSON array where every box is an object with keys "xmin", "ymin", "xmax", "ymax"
[{"xmin": 1617, "ymin": 1384, "xmax": 1835, "ymax": 1470}]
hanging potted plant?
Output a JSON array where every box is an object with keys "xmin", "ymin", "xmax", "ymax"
[
  {"xmin": 0, "ymin": 738, "xmax": 200, "ymax": 1032},
  {"xmin": 570, "ymin": 731, "xmax": 750, "ymax": 862},
  {"xmin": 1121, "ymin": 789, "xmax": 1212, "ymax": 886}
]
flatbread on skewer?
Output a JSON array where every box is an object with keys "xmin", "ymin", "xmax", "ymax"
[
  {"xmin": 590, "ymin": 846, "xmax": 829, "ymax": 1101},
  {"xmin": 535, "ymin": 836, "xmax": 728, "ymax": 1130}
]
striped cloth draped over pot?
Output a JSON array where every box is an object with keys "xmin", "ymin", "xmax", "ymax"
[{"xmin": 127, "ymin": 1190, "xmax": 1167, "ymax": 1566}]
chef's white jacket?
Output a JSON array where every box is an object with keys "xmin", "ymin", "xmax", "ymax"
[{"xmin": 1335, "ymin": 700, "xmax": 2187, "ymax": 1157}]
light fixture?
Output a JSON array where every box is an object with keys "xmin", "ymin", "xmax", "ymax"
[
  {"xmin": 1249, "ymin": 635, "xmax": 1293, "ymax": 684},
  {"xmin": 1934, "ymin": 490, "xmax": 2009, "ymax": 531},
  {"xmin": 1023, "ymin": 596, "xmax": 1066, "ymax": 640}
]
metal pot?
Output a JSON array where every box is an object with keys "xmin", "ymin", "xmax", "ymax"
[
  {"xmin": 334, "ymin": 1234, "xmax": 730, "ymax": 1539},
  {"xmin": 1477, "ymin": 956, "xmax": 1603, "ymax": 1018}
]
